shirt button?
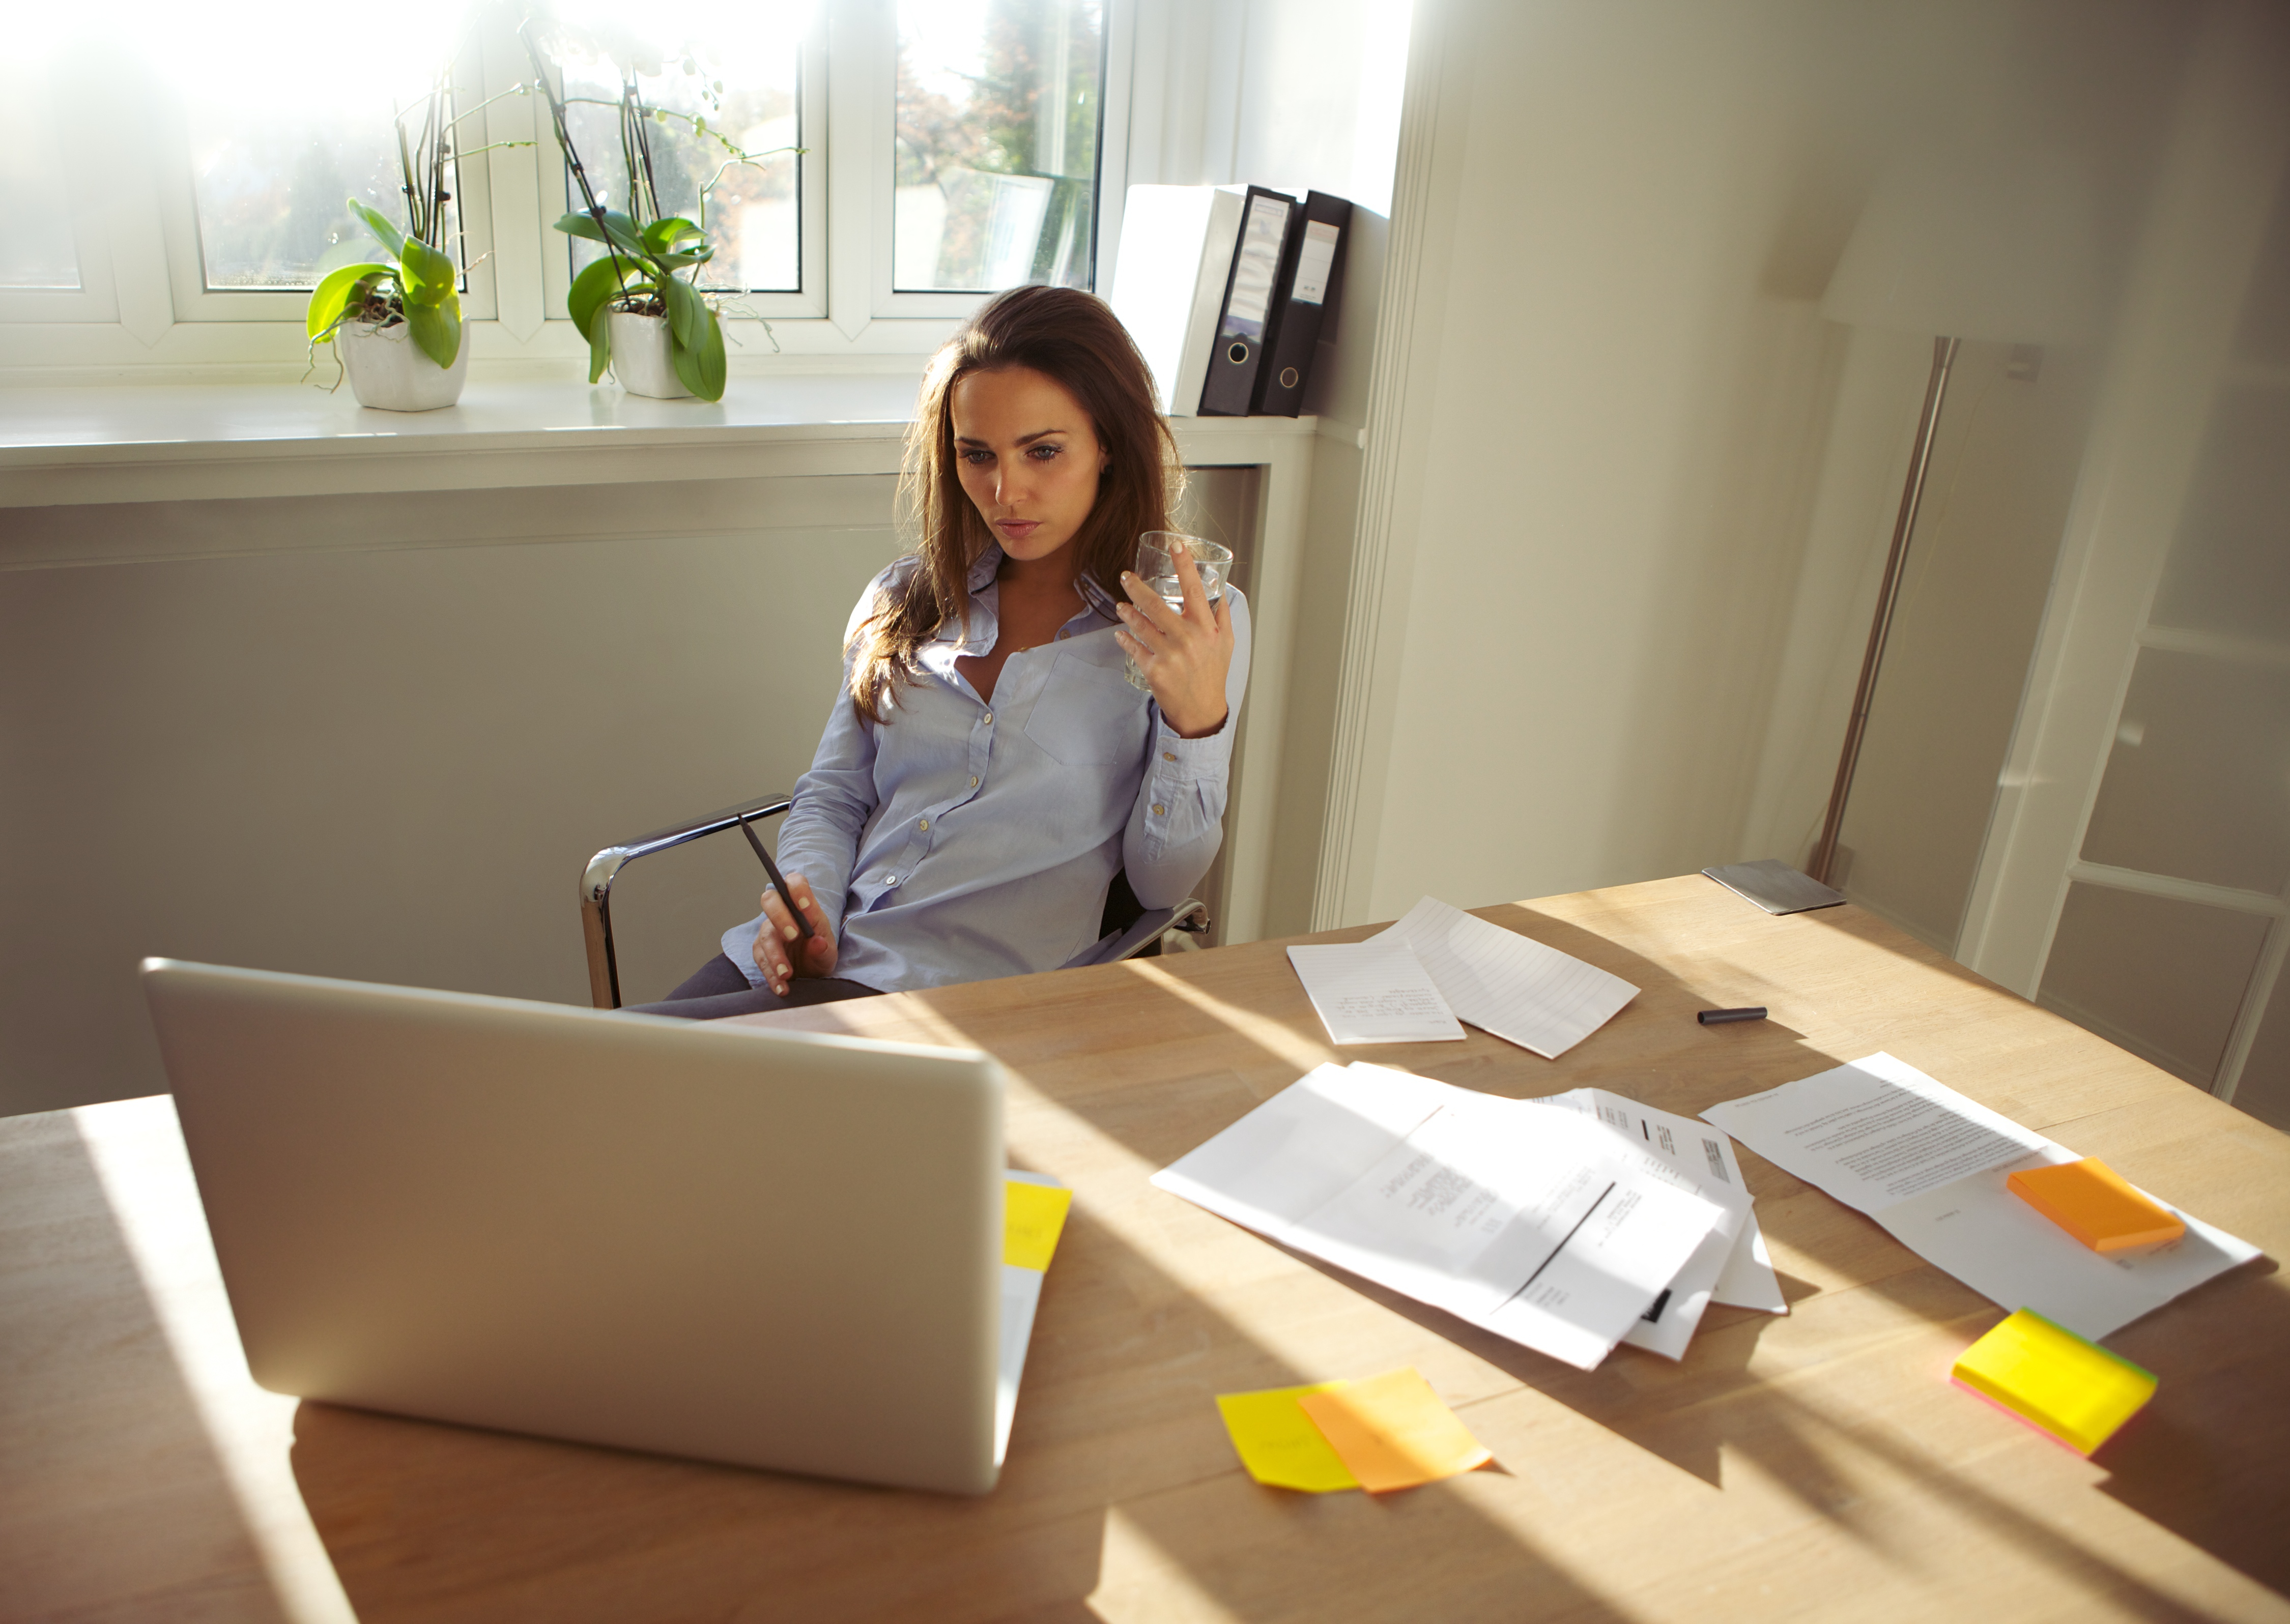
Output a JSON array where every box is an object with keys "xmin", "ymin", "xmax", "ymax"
[
  {"xmin": 886, "ymin": 875, "xmax": 901, "ymax": 887},
  {"xmin": 983, "ymin": 711, "xmax": 993, "ymax": 725},
  {"xmin": 1162, "ymin": 751, "xmax": 1177, "ymax": 762},
  {"xmin": 919, "ymin": 818, "xmax": 930, "ymax": 830},
  {"xmin": 968, "ymin": 776, "xmax": 979, "ymax": 788},
  {"xmin": 1152, "ymin": 803, "xmax": 1167, "ymax": 816}
]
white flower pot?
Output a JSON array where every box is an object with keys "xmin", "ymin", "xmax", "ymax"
[
  {"xmin": 338, "ymin": 318, "xmax": 468, "ymax": 412},
  {"xmin": 608, "ymin": 310, "xmax": 692, "ymax": 399}
]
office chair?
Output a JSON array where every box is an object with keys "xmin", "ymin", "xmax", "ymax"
[{"xmin": 581, "ymin": 793, "xmax": 1210, "ymax": 1009}]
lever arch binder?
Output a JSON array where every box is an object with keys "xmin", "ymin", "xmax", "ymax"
[
  {"xmin": 1108, "ymin": 184, "xmax": 1250, "ymax": 417},
  {"xmin": 1199, "ymin": 187, "xmax": 1298, "ymax": 417},
  {"xmin": 1251, "ymin": 191, "xmax": 1353, "ymax": 417}
]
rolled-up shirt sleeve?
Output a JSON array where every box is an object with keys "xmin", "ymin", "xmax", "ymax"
[{"xmin": 1122, "ymin": 587, "xmax": 1252, "ymax": 909}]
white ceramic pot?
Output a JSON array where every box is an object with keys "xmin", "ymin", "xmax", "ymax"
[
  {"xmin": 338, "ymin": 317, "xmax": 468, "ymax": 412},
  {"xmin": 608, "ymin": 309, "xmax": 692, "ymax": 399}
]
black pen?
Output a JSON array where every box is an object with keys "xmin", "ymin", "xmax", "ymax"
[
  {"xmin": 1698, "ymin": 1006, "xmax": 1767, "ymax": 1026},
  {"xmin": 734, "ymin": 809, "xmax": 818, "ymax": 943}
]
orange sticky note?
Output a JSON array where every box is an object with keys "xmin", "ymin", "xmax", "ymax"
[
  {"xmin": 1294, "ymin": 1368, "xmax": 1492, "ymax": 1492},
  {"xmin": 2007, "ymin": 1158, "xmax": 2185, "ymax": 1253}
]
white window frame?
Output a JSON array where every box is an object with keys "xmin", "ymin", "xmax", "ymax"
[
  {"xmin": 151, "ymin": 32, "xmax": 500, "ymax": 326},
  {"xmin": 855, "ymin": 0, "xmax": 1128, "ymax": 320},
  {"xmin": 0, "ymin": 0, "xmax": 1168, "ymax": 376}
]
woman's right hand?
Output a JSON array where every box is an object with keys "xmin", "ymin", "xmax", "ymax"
[{"xmin": 752, "ymin": 874, "xmax": 838, "ymax": 994}]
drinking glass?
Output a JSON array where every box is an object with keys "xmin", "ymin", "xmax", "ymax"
[{"xmin": 1125, "ymin": 531, "xmax": 1233, "ymax": 689}]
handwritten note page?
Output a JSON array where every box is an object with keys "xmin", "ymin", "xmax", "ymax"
[
  {"xmin": 1372, "ymin": 897, "xmax": 1639, "ymax": 1059},
  {"xmin": 1286, "ymin": 940, "xmax": 1466, "ymax": 1044},
  {"xmin": 1704, "ymin": 1054, "xmax": 2259, "ymax": 1340}
]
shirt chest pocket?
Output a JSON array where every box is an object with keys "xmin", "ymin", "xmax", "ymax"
[{"xmin": 1023, "ymin": 651, "xmax": 1152, "ymax": 766}]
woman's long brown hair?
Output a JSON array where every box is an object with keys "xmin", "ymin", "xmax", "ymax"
[{"xmin": 848, "ymin": 285, "xmax": 1181, "ymax": 722}]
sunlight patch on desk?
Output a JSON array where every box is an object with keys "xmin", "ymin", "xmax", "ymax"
[
  {"xmin": 77, "ymin": 1097, "xmax": 357, "ymax": 1624},
  {"xmin": 1125, "ymin": 959, "xmax": 1335, "ymax": 1074},
  {"xmin": 1089, "ymin": 1506, "xmax": 1249, "ymax": 1623}
]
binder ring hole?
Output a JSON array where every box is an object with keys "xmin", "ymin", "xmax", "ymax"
[
  {"xmin": 1227, "ymin": 342, "xmax": 1248, "ymax": 364},
  {"xmin": 1279, "ymin": 367, "xmax": 1300, "ymax": 388}
]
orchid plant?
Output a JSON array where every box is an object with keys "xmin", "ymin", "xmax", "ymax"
[
  {"xmin": 523, "ymin": 24, "xmax": 796, "ymax": 402},
  {"xmin": 305, "ymin": 75, "xmax": 529, "ymax": 372}
]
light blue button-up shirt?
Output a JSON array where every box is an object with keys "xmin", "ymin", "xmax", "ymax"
[{"xmin": 722, "ymin": 547, "xmax": 1251, "ymax": 991}]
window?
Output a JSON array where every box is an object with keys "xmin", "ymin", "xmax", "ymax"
[
  {"xmin": 0, "ymin": 0, "xmax": 1137, "ymax": 370},
  {"xmin": 893, "ymin": 0, "xmax": 1104, "ymax": 296}
]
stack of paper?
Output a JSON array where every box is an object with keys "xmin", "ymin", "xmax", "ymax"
[
  {"xmin": 1152, "ymin": 1063, "xmax": 1773, "ymax": 1370},
  {"xmin": 1703, "ymin": 1053, "xmax": 2259, "ymax": 1340},
  {"xmin": 1286, "ymin": 896, "xmax": 1640, "ymax": 1057}
]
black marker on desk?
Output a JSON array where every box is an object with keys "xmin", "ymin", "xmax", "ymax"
[
  {"xmin": 734, "ymin": 808, "xmax": 818, "ymax": 943},
  {"xmin": 1698, "ymin": 1006, "xmax": 1767, "ymax": 1026}
]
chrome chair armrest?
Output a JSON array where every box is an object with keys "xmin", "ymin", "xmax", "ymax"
[
  {"xmin": 1060, "ymin": 897, "xmax": 1212, "ymax": 969},
  {"xmin": 582, "ymin": 794, "xmax": 793, "ymax": 1009}
]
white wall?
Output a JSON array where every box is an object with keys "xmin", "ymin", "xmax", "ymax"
[{"xmin": 1320, "ymin": 0, "xmax": 2199, "ymax": 926}]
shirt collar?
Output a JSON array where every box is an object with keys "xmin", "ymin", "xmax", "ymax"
[{"xmin": 961, "ymin": 541, "xmax": 1121, "ymax": 626}]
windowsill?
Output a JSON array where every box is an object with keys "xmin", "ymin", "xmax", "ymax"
[{"xmin": 0, "ymin": 379, "xmax": 1319, "ymax": 508}]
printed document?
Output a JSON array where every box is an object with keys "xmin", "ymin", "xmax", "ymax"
[
  {"xmin": 1372, "ymin": 897, "xmax": 1638, "ymax": 1059},
  {"xmin": 1704, "ymin": 1053, "xmax": 2258, "ymax": 1340},
  {"xmin": 1153, "ymin": 1063, "xmax": 1722, "ymax": 1370},
  {"xmin": 1286, "ymin": 940, "xmax": 1466, "ymax": 1045},
  {"xmin": 1525, "ymin": 1088, "xmax": 1782, "ymax": 1358}
]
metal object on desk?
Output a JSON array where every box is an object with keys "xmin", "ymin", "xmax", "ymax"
[{"xmin": 1702, "ymin": 859, "xmax": 1846, "ymax": 916}]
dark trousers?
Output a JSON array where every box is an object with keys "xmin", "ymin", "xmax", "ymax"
[{"xmin": 622, "ymin": 953, "xmax": 883, "ymax": 1021}]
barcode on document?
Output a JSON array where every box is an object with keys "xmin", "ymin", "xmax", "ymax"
[{"xmin": 1702, "ymin": 1138, "xmax": 1731, "ymax": 1184}]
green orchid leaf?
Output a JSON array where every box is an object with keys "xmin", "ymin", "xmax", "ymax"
[
  {"xmin": 399, "ymin": 238, "xmax": 456, "ymax": 307},
  {"xmin": 642, "ymin": 216, "xmax": 704, "ymax": 254},
  {"xmin": 551, "ymin": 208, "xmax": 646, "ymax": 254},
  {"xmin": 306, "ymin": 262, "xmax": 394, "ymax": 338},
  {"xmin": 405, "ymin": 300, "xmax": 462, "ymax": 369},
  {"xmin": 672, "ymin": 301, "xmax": 726, "ymax": 401},
  {"xmin": 664, "ymin": 275, "xmax": 705, "ymax": 349},
  {"xmin": 655, "ymin": 247, "xmax": 711, "ymax": 271},
  {"xmin": 587, "ymin": 300, "xmax": 614, "ymax": 384},
  {"xmin": 663, "ymin": 275, "xmax": 704, "ymax": 350},
  {"xmin": 348, "ymin": 198, "xmax": 406, "ymax": 259},
  {"xmin": 567, "ymin": 255, "xmax": 627, "ymax": 340}
]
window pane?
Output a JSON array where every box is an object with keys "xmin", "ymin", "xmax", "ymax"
[
  {"xmin": 554, "ymin": 11, "xmax": 805, "ymax": 295},
  {"xmin": 1, "ymin": 53, "xmax": 79, "ymax": 289},
  {"xmin": 895, "ymin": 0, "xmax": 1104, "ymax": 293},
  {"xmin": 2038, "ymin": 883, "xmax": 2271, "ymax": 1087},
  {"xmin": 163, "ymin": 2, "xmax": 472, "ymax": 291}
]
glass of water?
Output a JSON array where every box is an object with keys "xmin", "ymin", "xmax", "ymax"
[{"xmin": 1125, "ymin": 531, "xmax": 1233, "ymax": 689}]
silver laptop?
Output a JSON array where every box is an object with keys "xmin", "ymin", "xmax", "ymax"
[{"xmin": 141, "ymin": 958, "xmax": 1040, "ymax": 1496}]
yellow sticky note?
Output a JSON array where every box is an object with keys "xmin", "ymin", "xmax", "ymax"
[
  {"xmin": 1004, "ymin": 1179, "xmax": 1073, "ymax": 1271},
  {"xmin": 1215, "ymin": 1381, "xmax": 1362, "ymax": 1492},
  {"xmin": 1952, "ymin": 1308, "xmax": 2157, "ymax": 1456},
  {"xmin": 1296, "ymin": 1368, "xmax": 1493, "ymax": 1492}
]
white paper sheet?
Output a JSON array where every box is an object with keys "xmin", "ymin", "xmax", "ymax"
[
  {"xmin": 1152, "ymin": 1063, "xmax": 1723, "ymax": 1370},
  {"xmin": 1371, "ymin": 896, "xmax": 1639, "ymax": 1059},
  {"xmin": 996, "ymin": 1169, "xmax": 1065, "ymax": 1465},
  {"xmin": 1286, "ymin": 940, "xmax": 1466, "ymax": 1044},
  {"xmin": 1703, "ymin": 1054, "xmax": 2261, "ymax": 1341},
  {"xmin": 1524, "ymin": 1087, "xmax": 1781, "ymax": 1357}
]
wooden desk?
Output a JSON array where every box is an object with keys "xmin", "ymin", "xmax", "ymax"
[{"xmin": 7, "ymin": 876, "xmax": 2288, "ymax": 1622}]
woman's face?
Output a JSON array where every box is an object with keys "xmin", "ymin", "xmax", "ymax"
[{"xmin": 949, "ymin": 365, "xmax": 1108, "ymax": 568}]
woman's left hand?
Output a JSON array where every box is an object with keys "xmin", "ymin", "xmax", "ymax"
[{"xmin": 1114, "ymin": 543, "xmax": 1235, "ymax": 738}]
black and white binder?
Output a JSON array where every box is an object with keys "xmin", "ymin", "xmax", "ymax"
[
  {"xmin": 1197, "ymin": 187, "xmax": 1297, "ymax": 417},
  {"xmin": 1250, "ymin": 191, "xmax": 1352, "ymax": 417}
]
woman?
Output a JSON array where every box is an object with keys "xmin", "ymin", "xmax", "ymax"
[{"xmin": 633, "ymin": 285, "xmax": 1250, "ymax": 1019}]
